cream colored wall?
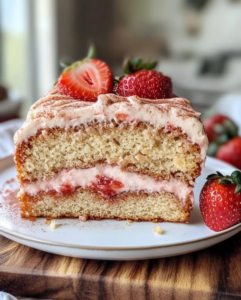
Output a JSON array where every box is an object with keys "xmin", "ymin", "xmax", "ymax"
[{"xmin": 114, "ymin": 0, "xmax": 241, "ymax": 57}]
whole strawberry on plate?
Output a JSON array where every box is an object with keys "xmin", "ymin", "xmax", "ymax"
[
  {"xmin": 114, "ymin": 58, "xmax": 172, "ymax": 99},
  {"xmin": 57, "ymin": 46, "xmax": 113, "ymax": 101},
  {"xmin": 200, "ymin": 170, "xmax": 241, "ymax": 232},
  {"xmin": 203, "ymin": 114, "xmax": 238, "ymax": 156}
]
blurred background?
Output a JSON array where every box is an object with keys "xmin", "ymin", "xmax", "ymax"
[{"xmin": 0, "ymin": 0, "xmax": 241, "ymax": 120}]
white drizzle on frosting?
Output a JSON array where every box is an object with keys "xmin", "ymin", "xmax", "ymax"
[
  {"xmin": 14, "ymin": 88, "xmax": 208, "ymax": 161},
  {"xmin": 20, "ymin": 165, "xmax": 194, "ymax": 205}
]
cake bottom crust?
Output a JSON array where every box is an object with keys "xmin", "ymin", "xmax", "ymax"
[{"xmin": 20, "ymin": 188, "xmax": 193, "ymax": 223}]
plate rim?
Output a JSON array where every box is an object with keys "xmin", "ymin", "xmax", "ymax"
[{"xmin": 0, "ymin": 221, "xmax": 240, "ymax": 251}]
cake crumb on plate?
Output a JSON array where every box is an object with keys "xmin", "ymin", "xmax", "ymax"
[
  {"xmin": 79, "ymin": 215, "xmax": 88, "ymax": 222},
  {"xmin": 153, "ymin": 226, "xmax": 164, "ymax": 235},
  {"xmin": 126, "ymin": 220, "xmax": 132, "ymax": 226},
  {"xmin": 50, "ymin": 220, "xmax": 57, "ymax": 229},
  {"xmin": 45, "ymin": 219, "xmax": 51, "ymax": 225}
]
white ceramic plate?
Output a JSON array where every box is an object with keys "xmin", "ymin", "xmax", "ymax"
[{"xmin": 0, "ymin": 157, "xmax": 240, "ymax": 260}]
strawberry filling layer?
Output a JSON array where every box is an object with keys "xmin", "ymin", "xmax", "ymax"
[{"xmin": 20, "ymin": 165, "xmax": 194, "ymax": 204}]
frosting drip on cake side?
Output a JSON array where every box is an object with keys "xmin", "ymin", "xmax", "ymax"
[
  {"xmin": 14, "ymin": 87, "xmax": 208, "ymax": 160},
  {"xmin": 19, "ymin": 165, "xmax": 194, "ymax": 204}
]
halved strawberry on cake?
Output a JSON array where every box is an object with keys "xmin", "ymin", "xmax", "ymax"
[{"xmin": 14, "ymin": 55, "xmax": 208, "ymax": 223}]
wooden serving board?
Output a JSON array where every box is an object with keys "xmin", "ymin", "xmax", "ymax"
[{"xmin": 0, "ymin": 233, "xmax": 241, "ymax": 300}]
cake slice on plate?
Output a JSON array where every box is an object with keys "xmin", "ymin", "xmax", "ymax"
[{"xmin": 14, "ymin": 57, "xmax": 208, "ymax": 223}]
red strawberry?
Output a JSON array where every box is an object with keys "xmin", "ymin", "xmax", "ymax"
[
  {"xmin": 200, "ymin": 171, "xmax": 241, "ymax": 232},
  {"xmin": 203, "ymin": 114, "xmax": 238, "ymax": 143},
  {"xmin": 57, "ymin": 58, "xmax": 113, "ymax": 101},
  {"xmin": 59, "ymin": 183, "xmax": 75, "ymax": 194},
  {"xmin": 114, "ymin": 58, "xmax": 172, "ymax": 99},
  {"xmin": 116, "ymin": 70, "xmax": 172, "ymax": 99},
  {"xmin": 216, "ymin": 137, "xmax": 241, "ymax": 169},
  {"xmin": 89, "ymin": 175, "xmax": 124, "ymax": 197}
]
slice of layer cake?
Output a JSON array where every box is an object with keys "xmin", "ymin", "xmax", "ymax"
[{"xmin": 14, "ymin": 56, "xmax": 208, "ymax": 223}]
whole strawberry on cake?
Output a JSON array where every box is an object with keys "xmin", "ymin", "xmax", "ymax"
[{"xmin": 14, "ymin": 52, "xmax": 208, "ymax": 223}]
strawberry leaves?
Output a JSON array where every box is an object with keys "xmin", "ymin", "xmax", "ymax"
[
  {"xmin": 235, "ymin": 184, "xmax": 241, "ymax": 194},
  {"xmin": 231, "ymin": 171, "xmax": 241, "ymax": 194},
  {"xmin": 216, "ymin": 171, "xmax": 224, "ymax": 177},
  {"xmin": 206, "ymin": 170, "xmax": 241, "ymax": 194},
  {"xmin": 123, "ymin": 58, "xmax": 157, "ymax": 74}
]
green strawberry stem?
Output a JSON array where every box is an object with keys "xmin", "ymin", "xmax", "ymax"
[
  {"xmin": 206, "ymin": 170, "xmax": 241, "ymax": 194},
  {"xmin": 123, "ymin": 58, "xmax": 157, "ymax": 74},
  {"xmin": 59, "ymin": 44, "xmax": 96, "ymax": 70},
  {"xmin": 87, "ymin": 44, "xmax": 96, "ymax": 59}
]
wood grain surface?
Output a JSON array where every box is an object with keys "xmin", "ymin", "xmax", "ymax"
[{"xmin": 0, "ymin": 233, "xmax": 241, "ymax": 300}]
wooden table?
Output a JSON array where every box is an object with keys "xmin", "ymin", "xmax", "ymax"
[{"xmin": 0, "ymin": 233, "xmax": 241, "ymax": 300}]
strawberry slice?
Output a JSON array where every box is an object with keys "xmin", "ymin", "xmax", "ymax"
[{"xmin": 57, "ymin": 58, "xmax": 113, "ymax": 101}]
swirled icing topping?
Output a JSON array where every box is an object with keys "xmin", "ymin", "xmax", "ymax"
[{"xmin": 14, "ymin": 87, "xmax": 208, "ymax": 160}]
